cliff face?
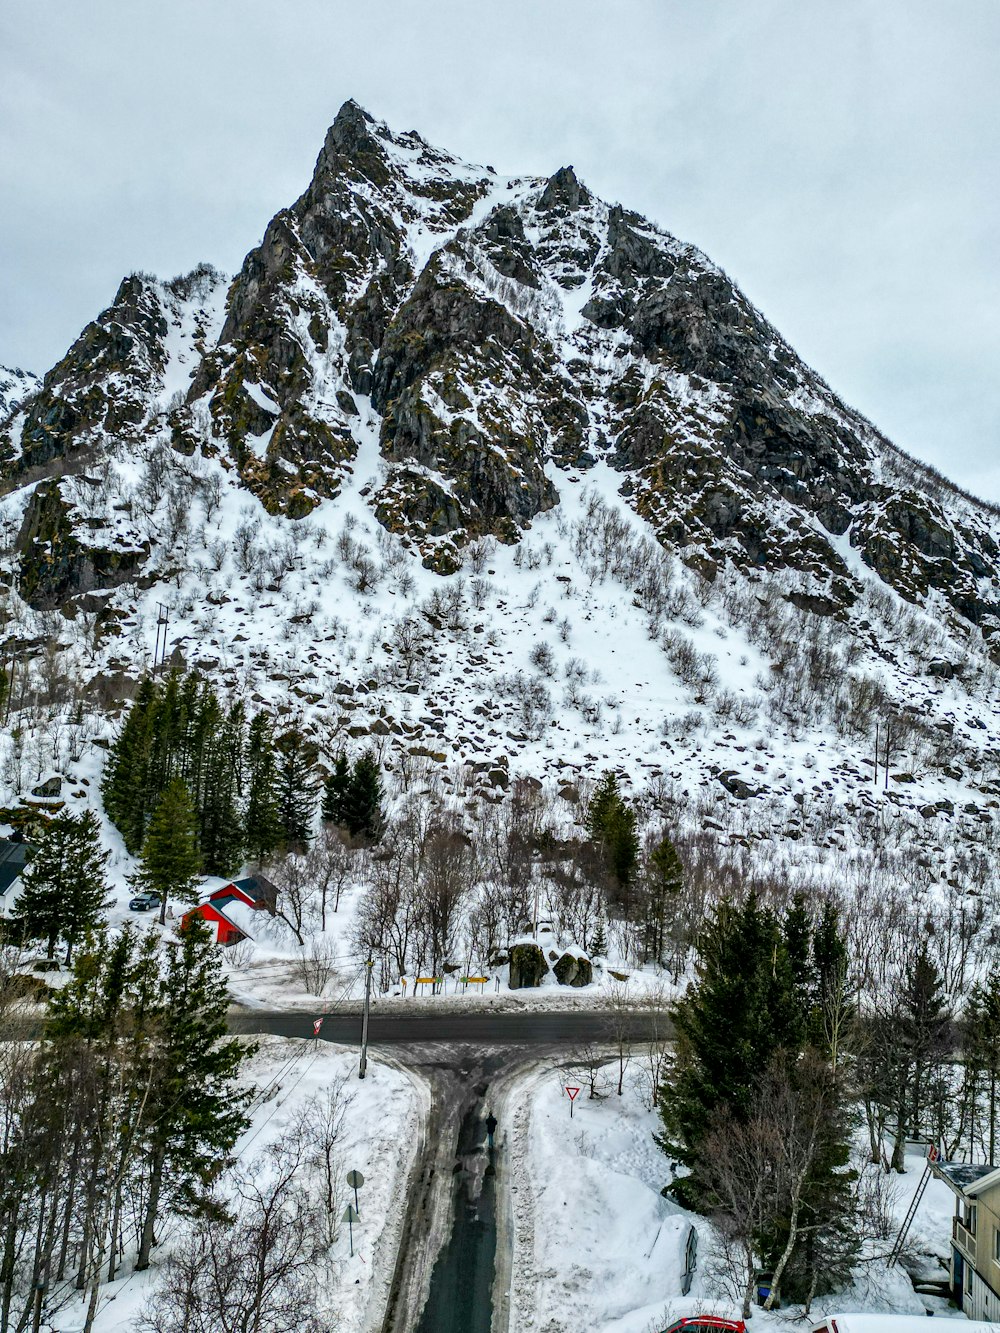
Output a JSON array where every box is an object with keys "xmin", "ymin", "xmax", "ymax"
[{"xmin": 5, "ymin": 100, "xmax": 996, "ymax": 626}]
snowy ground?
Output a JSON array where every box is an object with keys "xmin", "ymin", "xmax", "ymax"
[
  {"xmin": 223, "ymin": 918, "xmax": 679, "ymax": 1013},
  {"xmin": 49, "ymin": 1037, "xmax": 425, "ymax": 1333},
  {"xmin": 503, "ymin": 1062, "xmax": 966, "ymax": 1333}
]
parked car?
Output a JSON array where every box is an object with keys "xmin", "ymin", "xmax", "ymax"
[
  {"xmin": 812, "ymin": 1320, "xmax": 1000, "ymax": 1333},
  {"xmin": 129, "ymin": 892, "xmax": 162, "ymax": 912},
  {"xmin": 661, "ymin": 1319, "xmax": 745, "ymax": 1333}
]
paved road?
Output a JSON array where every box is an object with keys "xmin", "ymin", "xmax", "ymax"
[{"xmin": 228, "ymin": 1008, "xmax": 670, "ymax": 1047}]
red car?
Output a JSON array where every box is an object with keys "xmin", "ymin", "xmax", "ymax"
[{"xmin": 662, "ymin": 1320, "xmax": 746, "ymax": 1333}]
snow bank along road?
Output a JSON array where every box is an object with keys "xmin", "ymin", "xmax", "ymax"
[
  {"xmin": 228, "ymin": 1008, "xmax": 672, "ymax": 1047},
  {"xmin": 227, "ymin": 1011, "xmax": 669, "ymax": 1332}
]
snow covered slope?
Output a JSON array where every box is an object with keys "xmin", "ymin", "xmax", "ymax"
[
  {"xmin": 2, "ymin": 101, "xmax": 1000, "ymax": 932},
  {"xmin": 0, "ymin": 364, "xmax": 38, "ymax": 420}
]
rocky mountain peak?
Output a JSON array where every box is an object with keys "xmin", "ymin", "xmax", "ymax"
[
  {"xmin": 538, "ymin": 165, "xmax": 590, "ymax": 212},
  {"xmin": 5, "ymin": 107, "xmax": 1000, "ymax": 636}
]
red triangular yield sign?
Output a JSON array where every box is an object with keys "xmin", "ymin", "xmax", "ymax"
[{"xmin": 565, "ymin": 1086, "xmax": 580, "ymax": 1101}]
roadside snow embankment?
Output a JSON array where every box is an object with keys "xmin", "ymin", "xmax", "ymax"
[
  {"xmin": 503, "ymin": 1068, "xmax": 958, "ymax": 1333},
  {"xmin": 56, "ymin": 1037, "xmax": 426, "ymax": 1333}
]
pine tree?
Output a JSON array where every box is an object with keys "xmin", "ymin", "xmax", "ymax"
[
  {"xmin": 586, "ymin": 770, "xmax": 639, "ymax": 897},
  {"xmin": 197, "ymin": 700, "xmax": 245, "ymax": 875},
  {"xmin": 244, "ymin": 712, "xmax": 283, "ymax": 863},
  {"xmin": 321, "ymin": 752, "xmax": 351, "ymax": 826},
  {"xmin": 965, "ymin": 968, "xmax": 1000, "ymax": 1161},
  {"xmin": 275, "ymin": 727, "xmax": 318, "ymax": 848},
  {"xmin": 343, "ymin": 752, "xmax": 384, "ymax": 842},
  {"xmin": 810, "ymin": 899, "xmax": 850, "ymax": 1066},
  {"xmin": 900, "ymin": 940, "xmax": 951, "ymax": 1145},
  {"xmin": 11, "ymin": 809, "xmax": 109, "ymax": 964},
  {"xmin": 590, "ymin": 919, "xmax": 608, "ymax": 958},
  {"xmin": 135, "ymin": 914, "xmax": 253, "ymax": 1269},
  {"xmin": 642, "ymin": 833, "xmax": 684, "ymax": 963},
  {"xmin": 133, "ymin": 778, "xmax": 202, "ymax": 926},
  {"xmin": 102, "ymin": 677, "xmax": 158, "ymax": 853},
  {"xmin": 783, "ymin": 892, "xmax": 814, "ymax": 1001},
  {"xmin": 658, "ymin": 893, "xmax": 801, "ymax": 1205}
]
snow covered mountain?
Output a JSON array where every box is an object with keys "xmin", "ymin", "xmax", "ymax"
[
  {"xmin": 0, "ymin": 364, "xmax": 39, "ymax": 420},
  {"xmin": 3, "ymin": 101, "xmax": 1000, "ymax": 916}
]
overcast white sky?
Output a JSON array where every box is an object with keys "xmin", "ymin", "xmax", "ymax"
[{"xmin": 1, "ymin": 1, "xmax": 997, "ymax": 496}]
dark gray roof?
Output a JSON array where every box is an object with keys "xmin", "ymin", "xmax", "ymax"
[
  {"xmin": 933, "ymin": 1161, "xmax": 998, "ymax": 1193},
  {"xmin": 0, "ymin": 838, "xmax": 33, "ymax": 895}
]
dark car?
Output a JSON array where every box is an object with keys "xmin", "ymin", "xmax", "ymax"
[{"xmin": 128, "ymin": 892, "xmax": 162, "ymax": 912}]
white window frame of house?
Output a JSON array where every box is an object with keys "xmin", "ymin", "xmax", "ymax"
[{"xmin": 994, "ymin": 1227, "xmax": 1000, "ymax": 1264}]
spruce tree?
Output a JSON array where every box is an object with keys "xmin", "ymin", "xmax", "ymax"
[
  {"xmin": 275, "ymin": 727, "xmax": 318, "ymax": 848},
  {"xmin": 342, "ymin": 752, "xmax": 385, "ymax": 842},
  {"xmin": 643, "ymin": 833, "xmax": 684, "ymax": 963},
  {"xmin": 197, "ymin": 700, "xmax": 245, "ymax": 875},
  {"xmin": 244, "ymin": 712, "xmax": 283, "ymax": 863},
  {"xmin": 586, "ymin": 770, "xmax": 639, "ymax": 896},
  {"xmin": 590, "ymin": 919, "xmax": 608, "ymax": 958},
  {"xmin": 586, "ymin": 771, "xmax": 622, "ymax": 841},
  {"xmin": 810, "ymin": 899, "xmax": 850, "ymax": 1064},
  {"xmin": 321, "ymin": 752, "xmax": 351, "ymax": 827},
  {"xmin": 965, "ymin": 968, "xmax": 1000, "ymax": 1161},
  {"xmin": 135, "ymin": 914, "xmax": 253, "ymax": 1269},
  {"xmin": 658, "ymin": 893, "xmax": 800, "ymax": 1205},
  {"xmin": 133, "ymin": 778, "xmax": 202, "ymax": 926},
  {"xmin": 102, "ymin": 677, "xmax": 159, "ymax": 853},
  {"xmin": 11, "ymin": 809, "xmax": 109, "ymax": 964},
  {"xmin": 783, "ymin": 892, "xmax": 814, "ymax": 1000},
  {"xmin": 899, "ymin": 941, "xmax": 950, "ymax": 1144}
]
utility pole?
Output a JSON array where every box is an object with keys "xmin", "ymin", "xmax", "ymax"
[
  {"xmin": 874, "ymin": 720, "xmax": 880, "ymax": 788},
  {"xmin": 154, "ymin": 602, "xmax": 169, "ymax": 672},
  {"xmin": 359, "ymin": 958, "xmax": 374, "ymax": 1080}
]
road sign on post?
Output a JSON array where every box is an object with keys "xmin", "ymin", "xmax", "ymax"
[
  {"xmin": 359, "ymin": 959, "xmax": 373, "ymax": 1080},
  {"xmin": 342, "ymin": 1203, "xmax": 360, "ymax": 1256},
  {"xmin": 564, "ymin": 1085, "xmax": 580, "ymax": 1119},
  {"xmin": 346, "ymin": 1169, "xmax": 365, "ymax": 1216}
]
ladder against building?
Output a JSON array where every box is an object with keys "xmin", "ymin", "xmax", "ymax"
[{"xmin": 887, "ymin": 1145, "xmax": 939, "ymax": 1267}]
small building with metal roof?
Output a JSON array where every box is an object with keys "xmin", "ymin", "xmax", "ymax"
[
  {"xmin": 929, "ymin": 1155, "xmax": 1000, "ymax": 1320},
  {"xmin": 0, "ymin": 834, "xmax": 34, "ymax": 917}
]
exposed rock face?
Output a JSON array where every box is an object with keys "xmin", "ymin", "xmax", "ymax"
[
  {"xmin": 0, "ymin": 366, "xmax": 39, "ymax": 421},
  {"xmin": 16, "ymin": 479, "xmax": 148, "ymax": 609},
  {"xmin": 5, "ymin": 102, "xmax": 1000, "ymax": 635},
  {"xmin": 553, "ymin": 951, "xmax": 593, "ymax": 986},
  {"xmin": 4, "ymin": 278, "xmax": 169, "ymax": 476}
]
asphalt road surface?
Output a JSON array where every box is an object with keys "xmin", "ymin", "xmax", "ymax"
[{"xmin": 228, "ymin": 1008, "xmax": 670, "ymax": 1047}]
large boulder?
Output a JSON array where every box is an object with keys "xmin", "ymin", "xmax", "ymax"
[
  {"xmin": 553, "ymin": 951, "xmax": 593, "ymax": 987},
  {"xmin": 508, "ymin": 942, "xmax": 549, "ymax": 989}
]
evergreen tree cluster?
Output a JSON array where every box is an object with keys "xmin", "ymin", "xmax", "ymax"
[
  {"xmin": 9, "ymin": 809, "xmax": 109, "ymax": 964},
  {"xmin": 322, "ymin": 751, "xmax": 385, "ymax": 842},
  {"xmin": 586, "ymin": 771, "xmax": 639, "ymax": 895},
  {"xmin": 0, "ymin": 919, "xmax": 253, "ymax": 1325},
  {"xmin": 102, "ymin": 672, "xmax": 318, "ymax": 875},
  {"xmin": 659, "ymin": 891, "xmax": 855, "ymax": 1308}
]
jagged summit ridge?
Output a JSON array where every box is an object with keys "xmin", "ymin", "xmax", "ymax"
[{"xmin": 1, "ymin": 102, "xmax": 998, "ymax": 637}]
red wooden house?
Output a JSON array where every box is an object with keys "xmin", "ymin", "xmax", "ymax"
[{"xmin": 182, "ymin": 874, "xmax": 278, "ymax": 946}]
